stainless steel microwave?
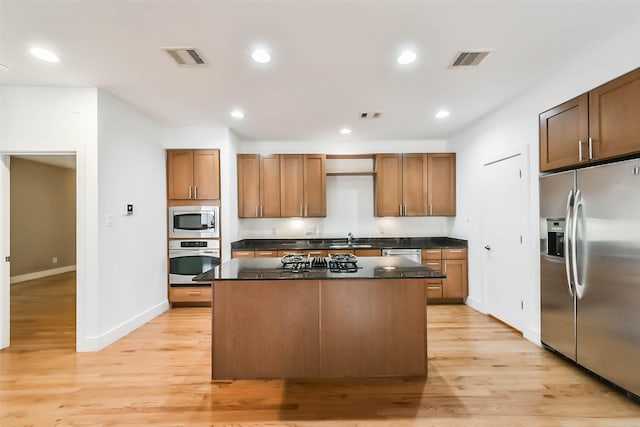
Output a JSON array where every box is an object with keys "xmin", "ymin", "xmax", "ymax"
[{"xmin": 168, "ymin": 205, "xmax": 219, "ymax": 239}]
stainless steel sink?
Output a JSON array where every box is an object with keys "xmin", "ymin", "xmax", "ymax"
[
  {"xmin": 351, "ymin": 244, "xmax": 372, "ymax": 248},
  {"xmin": 329, "ymin": 244, "xmax": 350, "ymax": 249}
]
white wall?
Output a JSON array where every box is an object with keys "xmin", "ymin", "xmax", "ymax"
[
  {"xmin": 161, "ymin": 127, "xmax": 234, "ymax": 260},
  {"xmin": 0, "ymin": 86, "xmax": 99, "ymax": 351},
  {"xmin": 237, "ymin": 139, "xmax": 454, "ymax": 239},
  {"xmin": 448, "ymin": 21, "xmax": 640, "ymax": 344},
  {"xmin": 95, "ymin": 90, "xmax": 168, "ymax": 347}
]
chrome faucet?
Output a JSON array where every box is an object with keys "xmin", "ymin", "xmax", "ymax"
[{"xmin": 347, "ymin": 232, "xmax": 354, "ymax": 245}]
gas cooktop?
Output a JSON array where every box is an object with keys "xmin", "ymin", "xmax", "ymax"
[{"xmin": 280, "ymin": 253, "xmax": 360, "ymax": 273}]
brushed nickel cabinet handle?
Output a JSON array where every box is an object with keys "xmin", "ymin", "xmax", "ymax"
[
  {"xmin": 400, "ymin": 205, "xmax": 403, "ymax": 216},
  {"xmin": 427, "ymin": 286, "xmax": 441, "ymax": 290},
  {"xmin": 588, "ymin": 137, "xmax": 593, "ymax": 160},
  {"xmin": 578, "ymin": 140, "xmax": 583, "ymax": 162},
  {"xmin": 444, "ymin": 260, "xmax": 447, "ymax": 272},
  {"xmin": 188, "ymin": 291, "xmax": 202, "ymax": 296},
  {"xmin": 189, "ymin": 186, "xmax": 192, "ymax": 199},
  {"xmin": 194, "ymin": 186, "xmax": 198, "ymax": 199}
]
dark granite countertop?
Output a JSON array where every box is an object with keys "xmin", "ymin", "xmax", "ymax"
[
  {"xmin": 230, "ymin": 236, "xmax": 467, "ymax": 251},
  {"xmin": 194, "ymin": 256, "xmax": 446, "ymax": 281}
]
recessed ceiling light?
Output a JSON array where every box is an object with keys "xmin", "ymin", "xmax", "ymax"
[
  {"xmin": 251, "ymin": 49, "xmax": 271, "ymax": 64},
  {"xmin": 231, "ymin": 110, "xmax": 245, "ymax": 119},
  {"xmin": 340, "ymin": 128, "xmax": 352, "ymax": 135},
  {"xmin": 435, "ymin": 110, "xmax": 450, "ymax": 119},
  {"xmin": 397, "ymin": 50, "xmax": 417, "ymax": 65},
  {"xmin": 29, "ymin": 47, "xmax": 60, "ymax": 63}
]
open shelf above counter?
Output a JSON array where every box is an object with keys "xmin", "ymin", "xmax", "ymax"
[{"xmin": 325, "ymin": 154, "xmax": 376, "ymax": 176}]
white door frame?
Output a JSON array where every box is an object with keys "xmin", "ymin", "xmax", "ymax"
[
  {"xmin": 481, "ymin": 147, "xmax": 529, "ymax": 331},
  {"xmin": 0, "ymin": 151, "xmax": 79, "ymax": 350},
  {"xmin": 0, "ymin": 155, "xmax": 10, "ymax": 349}
]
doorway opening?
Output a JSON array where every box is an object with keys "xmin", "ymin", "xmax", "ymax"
[{"xmin": 7, "ymin": 155, "xmax": 77, "ymax": 351}]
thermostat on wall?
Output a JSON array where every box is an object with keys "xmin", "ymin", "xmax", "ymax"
[{"xmin": 121, "ymin": 203, "xmax": 134, "ymax": 216}]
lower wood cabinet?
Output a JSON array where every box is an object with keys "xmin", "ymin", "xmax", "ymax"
[
  {"xmin": 231, "ymin": 250, "xmax": 255, "ymax": 258},
  {"xmin": 169, "ymin": 286, "xmax": 212, "ymax": 304},
  {"xmin": 425, "ymin": 279, "xmax": 443, "ymax": 300},
  {"xmin": 422, "ymin": 247, "xmax": 467, "ymax": 303}
]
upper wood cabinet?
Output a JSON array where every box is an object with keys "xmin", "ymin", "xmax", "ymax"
[
  {"xmin": 428, "ymin": 153, "xmax": 456, "ymax": 216},
  {"xmin": 540, "ymin": 68, "xmax": 640, "ymax": 172},
  {"xmin": 280, "ymin": 154, "xmax": 326, "ymax": 217},
  {"xmin": 375, "ymin": 153, "xmax": 455, "ymax": 217},
  {"xmin": 589, "ymin": 68, "xmax": 640, "ymax": 161},
  {"xmin": 239, "ymin": 154, "xmax": 325, "ymax": 218},
  {"xmin": 167, "ymin": 149, "xmax": 220, "ymax": 200},
  {"xmin": 280, "ymin": 155, "xmax": 305, "ymax": 217},
  {"xmin": 374, "ymin": 154, "xmax": 404, "ymax": 216},
  {"xmin": 237, "ymin": 154, "xmax": 281, "ymax": 218},
  {"xmin": 303, "ymin": 154, "xmax": 327, "ymax": 217}
]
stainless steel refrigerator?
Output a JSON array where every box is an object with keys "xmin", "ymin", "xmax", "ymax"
[{"xmin": 540, "ymin": 158, "xmax": 640, "ymax": 399}]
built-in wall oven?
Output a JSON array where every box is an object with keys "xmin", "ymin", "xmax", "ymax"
[
  {"xmin": 169, "ymin": 239, "xmax": 220, "ymax": 285},
  {"xmin": 169, "ymin": 205, "xmax": 219, "ymax": 239}
]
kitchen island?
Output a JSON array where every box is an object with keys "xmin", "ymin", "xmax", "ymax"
[{"xmin": 195, "ymin": 256, "xmax": 444, "ymax": 380}]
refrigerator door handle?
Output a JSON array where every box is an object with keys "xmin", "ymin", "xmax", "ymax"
[
  {"xmin": 564, "ymin": 189, "xmax": 575, "ymax": 297},
  {"xmin": 571, "ymin": 189, "xmax": 585, "ymax": 299}
]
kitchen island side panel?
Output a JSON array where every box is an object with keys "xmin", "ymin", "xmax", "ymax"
[
  {"xmin": 212, "ymin": 280, "xmax": 320, "ymax": 379},
  {"xmin": 320, "ymin": 279, "xmax": 427, "ymax": 377},
  {"xmin": 212, "ymin": 278, "xmax": 426, "ymax": 379}
]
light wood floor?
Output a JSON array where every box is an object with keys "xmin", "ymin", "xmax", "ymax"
[{"xmin": 1, "ymin": 273, "xmax": 639, "ymax": 426}]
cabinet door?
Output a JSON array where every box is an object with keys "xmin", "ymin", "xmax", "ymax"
[
  {"xmin": 193, "ymin": 150, "xmax": 220, "ymax": 200},
  {"xmin": 539, "ymin": 94, "xmax": 589, "ymax": 171},
  {"xmin": 237, "ymin": 154, "xmax": 260, "ymax": 218},
  {"xmin": 427, "ymin": 153, "xmax": 456, "ymax": 216},
  {"xmin": 590, "ymin": 68, "xmax": 640, "ymax": 161},
  {"xmin": 442, "ymin": 258, "xmax": 467, "ymax": 299},
  {"xmin": 260, "ymin": 155, "xmax": 281, "ymax": 217},
  {"xmin": 402, "ymin": 154, "xmax": 428, "ymax": 216},
  {"xmin": 167, "ymin": 150, "xmax": 194, "ymax": 200},
  {"xmin": 303, "ymin": 154, "xmax": 326, "ymax": 217},
  {"xmin": 375, "ymin": 154, "xmax": 403, "ymax": 216},
  {"xmin": 280, "ymin": 155, "xmax": 305, "ymax": 217}
]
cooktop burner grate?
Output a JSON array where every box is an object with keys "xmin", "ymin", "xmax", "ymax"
[{"xmin": 280, "ymin": 253, "xmax": 361, "ymax": 273}]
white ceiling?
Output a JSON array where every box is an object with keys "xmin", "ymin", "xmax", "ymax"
[{"xmin": 1, "ymin": 0, "xmax": 639, "ymax": 142}]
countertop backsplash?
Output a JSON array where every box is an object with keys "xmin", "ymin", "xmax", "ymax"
[{"xmin": 238, "ymin": 216, "xmax": 455, "ymax": 239}]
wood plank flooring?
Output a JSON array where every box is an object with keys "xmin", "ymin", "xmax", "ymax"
[{"xmin": 1, "ymin": 272, "xmax": 639, "ymax": 426}]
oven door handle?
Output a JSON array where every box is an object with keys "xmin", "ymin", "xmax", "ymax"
[{"xmin": 170, "ymin": 250, "xmax": 219, "ymax": 257}]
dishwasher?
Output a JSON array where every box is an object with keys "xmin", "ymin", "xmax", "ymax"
[{"xmin": 381, "ymin": 248, "xmax": 422, "ymax": 264}]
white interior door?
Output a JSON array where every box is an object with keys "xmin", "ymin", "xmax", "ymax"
[
  {"xmin": 0, "ymin": 156, "xmax": 10, "ymax": 349},
  {"xmin": 482, "ymin": 153, "xmax": 524, "ymax": 331}
]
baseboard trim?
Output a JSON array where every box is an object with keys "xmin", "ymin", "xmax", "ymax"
[
  {"xmin": 76, "ymin": 300, "xmax": 170, "ymax": 352},
  {"xmin": 464, "ymin": 295, "xmax": 485, "ymax": 314},
  {"xmin": 10, "ymin": 265, "xmax": 76, "ymax": 284}
]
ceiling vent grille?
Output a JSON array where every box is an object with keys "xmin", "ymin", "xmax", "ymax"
[
  {"xmin": 360, "ymin": 112, "xmax": 382, "ymax": 119},
  {"xmin": 449, "ymin": 50, "xmax": 491, "ymax": 67},
  {"xmin": 163, "ymin": 48, "xmax": 206, "ymax": 66}
]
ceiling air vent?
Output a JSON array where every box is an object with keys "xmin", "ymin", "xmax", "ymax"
[
  {"xmin": 449, "ymin": 50, "xmax": 492, "ymax": 67},
  {"xmin": 360, "ymin": 112, "xmax": 382, "ymax": 119},
  {"xmin": 163, "ymin": 48, "xmax": 206, "ymax": 66}
]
